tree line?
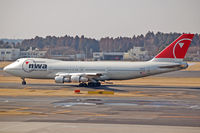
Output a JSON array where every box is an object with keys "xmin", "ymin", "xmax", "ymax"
[{"xmin": 1, "ymin": 32, "xmax": 199, "ymax": 57}]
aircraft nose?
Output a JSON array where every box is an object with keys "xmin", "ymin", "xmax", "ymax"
[
  {"xmin": 3, "ymin": 66, "xmax": 8, "ymax": 72},
  {"xmin": 3, "ymin": 65, "xmax": 11, "ymax": 73}
]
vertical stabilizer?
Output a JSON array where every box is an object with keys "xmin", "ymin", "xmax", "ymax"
[{"xmin": 151, "ymin": 34, "xmax": 194, "ymax": 62}]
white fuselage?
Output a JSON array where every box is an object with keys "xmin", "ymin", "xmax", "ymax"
[{"xmin": 3, "ymin": 58, "xmax": 186, "ymax": 81}]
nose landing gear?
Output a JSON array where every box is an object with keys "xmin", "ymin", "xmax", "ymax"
[{"xmin": 21, "ymin": 78, "xmax": 26, "ymax": 85}]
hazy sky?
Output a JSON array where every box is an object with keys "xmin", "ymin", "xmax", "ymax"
[{"xmin": 0, "ymin": 0, "xmax": 199, "ymax": 39}]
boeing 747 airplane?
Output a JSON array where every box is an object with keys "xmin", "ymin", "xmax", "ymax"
[{"xmin": 3, "ymin": 34, "xmax": 194, "ymax": 87}]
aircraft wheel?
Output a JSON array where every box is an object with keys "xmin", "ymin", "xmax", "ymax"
[
  {"xmin": 88, "ymin": 82, "xmax": 94, "ymax": 87},
  {"xmin": 79, "ymin": 83, "xmax": 84, "ymax": 87},
  {"xmin": 79, "ymin": 83, "xmax": 88, "ymax": 87},
  {"xmin": 22, "ymin": 80, "xmax": 26, "ymax": 85},
  {"xmin": 96, "ymin": 82, "xmax": 101, "ymax": 87},
  {"xmin": 88, "ymin": 82, "xmax": 101, "ymax": 87},
  {"xmin": 83, "ymin": 83, "xmax": 88, "ymax": 87}
]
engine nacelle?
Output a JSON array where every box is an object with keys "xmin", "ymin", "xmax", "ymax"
[
  {"xmin": 55, "ymin": 76, "xmax": 64, "ymax": 83},
  {"xmin": 71, "ymin": 75, "xmax": 80, "ymax": 82},
  {"xmin": 63, "ymin": 77, "xmax": 70, "ymax": 82},
  {"xmin": 55, "ymin": 75, "xmax": 88, "ymax": 83},
  {"xmin": 71, "ymin": 75, "xmax": 88, "ymax": 83},
  {"xmin": 80, "ymin": 77, "xmax": 88, "ymax": 82}
]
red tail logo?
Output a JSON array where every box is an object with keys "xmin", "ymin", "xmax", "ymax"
[{"xmin": 155, "ymin": 34, "xmax": 194, "ymax": 59}]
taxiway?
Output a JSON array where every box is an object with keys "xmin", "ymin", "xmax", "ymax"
[{"xmin": 0, "ymin": 69, "xmax": 200, "ymax": 132}]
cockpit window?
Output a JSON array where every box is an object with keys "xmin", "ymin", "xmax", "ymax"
[{"xmin": 14, "ymin": 59, "xmax": 20, "ymax": 63}]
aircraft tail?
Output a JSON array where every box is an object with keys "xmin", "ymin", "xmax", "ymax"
[{"xmin": 151, "ymin": 34, "xmax": 194, "ymax": 62}]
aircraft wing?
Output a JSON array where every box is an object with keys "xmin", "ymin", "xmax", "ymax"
[{"xmin": 56, "ymin": 72, "xmax": 103, "ymax": 77}]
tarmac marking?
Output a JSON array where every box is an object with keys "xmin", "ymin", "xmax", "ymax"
[
  {"xmin": 53, "ymin": 110, "xmax": 72, "ymax": 114},
  {"xmin": 0, "ymin": 107, "xmax": 48, "ymax": 116},
  {"xmin": 0, "ymin": 107, "xmax": 31, "ymax": 115},
  {"xmin": 24, "ymin": 87, "xmax": 32, "ymax": 90},
  {"xmin": 84, "ymin": 112, "xmax": 108, "ymax": 116}
]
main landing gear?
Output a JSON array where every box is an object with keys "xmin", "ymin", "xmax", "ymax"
[
  {"xmin": 88, "ymin": 82, "xmax": 101, "ymax": 87},
  {"xmin": 78, "ymin": 82, "xmax": 88, "ymax": 87},
  {"xmin": 79, "ymin": 82, "xmax": 101, "ymax": 87},
  {"xmin": 21, "ymin": 78, "xmax": 26, "ymax": 85}
]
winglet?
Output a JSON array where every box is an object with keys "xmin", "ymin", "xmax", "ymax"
[{"xmin": 151, "ymin": 34, "xmax": 194, "ymax": 62}]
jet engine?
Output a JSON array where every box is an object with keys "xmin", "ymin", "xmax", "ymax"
[
  {"xmin": 71, "ymin": 75, "xmax": 88, "ymax": 82},
  {"xmin": 55, "ymin": 75, "xmax": 88, "ymax": 83},
  {"xmin": 55, "ymin": 76, "xmax": 64, "ymax": 83},
  {"xmin": 55, "ymin": 76, "xmax": 71, "ymax": 83},
  {"xmin": 80, "ymin": 77, "xmax": 89, "ymax": 82}
]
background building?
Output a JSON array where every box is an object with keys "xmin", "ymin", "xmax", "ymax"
[
  {"xmin": 49, "ymin": 54, "xmax": 85, "ymax": 61},
  {"xmin": 124, "ymin": 47, "xmax": 149, "ymax": 61},
  {"xmin": 93, "ymin": 52, "xmax": 124, "ymax": 61},
  {"xmin": 20, "ymin": 47, "xmax": 47, "ymax": 58},
  {"xmin": 0, "ymin": 48, "xmax": 20, "ymax": 61},
  {"xmin": 0, "ymin": 47, "xmax": 47, "ymax": 60}
]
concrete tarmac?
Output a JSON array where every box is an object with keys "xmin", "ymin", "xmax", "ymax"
[
  {"xmin": 0, "ymin": 122, "xmax": 200, "ymax": 133},
  {"xmin": 0, "ymin": 70, "xmax": 200, "ymax": 132}
]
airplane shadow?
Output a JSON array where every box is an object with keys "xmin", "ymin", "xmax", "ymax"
[
  {"xmin": 104, "ymin": 84, "xmax": 200, "ymax": 90},
  {"xmin": 87, "ymin": 85, "xmax": 128, "ymax": 92},
  {"xmin": 27, "ymin": 83, "xmax": 128, "ymax": 92},
  {"xmin": 27, "ymin": 83, "xmax": 200, "ymax": 92}
]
